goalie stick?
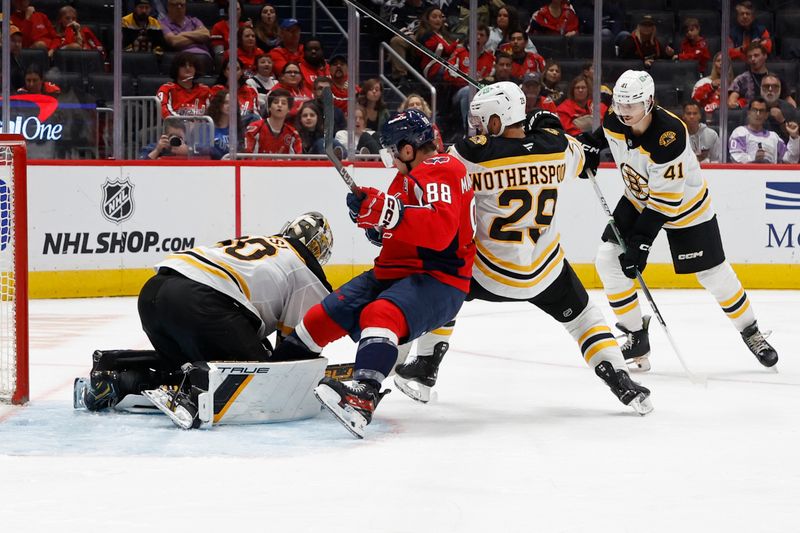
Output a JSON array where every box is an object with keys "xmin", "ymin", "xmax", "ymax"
[
  {"xmin": 587, "ymin": 171, "xmax": 703, "ymax": 385},
  {"xmin": 322, "ymin": 86, "xmax": 361, "ymax": 196}
]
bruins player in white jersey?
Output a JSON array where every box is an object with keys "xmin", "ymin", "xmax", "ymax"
[
  {"xmin": 395, "ymin": 82, "xmax": 653, "ymax": 415},
  {"xmin": 76, "ymin": 212, "xmax": 334, "ymax": 411},
  {"xmin": 592, "ymin": 70, "xmax": 778, "ymax": 371}
]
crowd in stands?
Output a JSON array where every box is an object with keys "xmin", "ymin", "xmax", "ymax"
[{"xmin": 3, "ymin": 0, "xmax": 800, "ymax": 163}]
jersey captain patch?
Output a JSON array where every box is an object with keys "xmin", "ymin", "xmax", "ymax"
[
  {"xmin": 620, "ymin": 163, "xmax": 649, "ymax": 200},
  {"xmin": 659, "ymin": 131, "xmax": 677, "ymax": 147}
]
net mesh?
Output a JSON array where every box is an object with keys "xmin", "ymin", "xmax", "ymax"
[{"xmin": 0, "ymin": 144, "xmax": 18, "ymax": 402}]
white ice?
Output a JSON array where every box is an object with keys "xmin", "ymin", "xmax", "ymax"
[{"xmin": 1, "ymin": 290, "xmax": 799, "ymax": 533}]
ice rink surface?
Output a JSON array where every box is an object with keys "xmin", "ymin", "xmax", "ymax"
[{"xmin": 1, "ymin": 290, "xmax": 798, "ymax": 532}]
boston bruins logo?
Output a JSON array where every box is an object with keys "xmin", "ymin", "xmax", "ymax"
[{"xmin": 620, "ymin": 163, "xmax": 649, "ymax": 200}]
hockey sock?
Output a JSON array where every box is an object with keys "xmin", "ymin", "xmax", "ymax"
[
  {"xmin": 416, "ymin": 320, "xmax": 455, "ymax": 356},
  {"xmin": 564, "ymin": 303, "xmax": 626, "ymax": 371},
  {"xmin": 354, "ymin": 300, "xmax": 409, "ymax": 383},
  {"xmin": 295, "ymin": 303, "xmax": 348, "ymax": 352},
  {"xmin": 695, "ymin": 262, "xmax": 756, "ymax": 331},
  {"xmin": 596, "ymin": 241, "xmax": 644, "ymax": 331}
]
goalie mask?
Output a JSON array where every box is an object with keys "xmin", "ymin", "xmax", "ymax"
[
  {"xmin": 613, "ymin": 70, "xmax": 655, "ymax": 127},
  {"xmin": 468, "ymin": 81, "xmax": 527, "ymax": 136},
  {"xmin": 378, "ymin": 109, "xmax": 435, "ymax": 168},
  {"xmin": 280, "ymin": 211, "xmax": 333, "ymax": 266}
]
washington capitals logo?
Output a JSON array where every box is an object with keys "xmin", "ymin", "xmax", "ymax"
[{"xmin": 102, "ymin": 178, "xmax": 135, "ymax": 224}]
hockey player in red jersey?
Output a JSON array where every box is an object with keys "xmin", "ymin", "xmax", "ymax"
[{"xmin": 272, "ymin": 109, "xmax": 476, "ymax": 437}]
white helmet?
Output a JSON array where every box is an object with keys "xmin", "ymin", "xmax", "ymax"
[
  {"xmin": 280, "ymin": 211, "xmax": 333, "ymax": 266},
  {"xmin": 613, "ymin": 70, "xmax": 655, "ymax": 124},
  {"xmin": 469, "ymin": 81, "xmax": 527, "ymax": 136}
]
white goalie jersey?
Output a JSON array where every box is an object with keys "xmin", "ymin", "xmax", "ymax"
[
  {"xmin": 603, "ymin": 107, "xmax": 715, "ymax": 230},
  {"xmin": 451, "ymin": 129, "xmax": 585, "ymax": 299},
  {"xmin": 156, "ymin": 236, "xmax": 331, "ymax": 338}
]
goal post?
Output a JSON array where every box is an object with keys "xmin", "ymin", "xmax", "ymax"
[{"xmin": 0, "ymin": 134, "xmax": 29, "ymax": 405}]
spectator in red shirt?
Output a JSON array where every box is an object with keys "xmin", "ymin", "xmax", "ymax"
[
  {"xmin": 445, "ymin": 23, "xmax": 494, "ymax": 89},
  {"xmin": 299, "ymin": 38, "xmax": 330, "ymax": 89},
  {"xmin": 693, "ymin": 52, "xmax": 736, "ymax": 114},
  {"xmin": 527, "ymin": 0, "xmax": 579, "ymax": 37},
  {"xmin": 416, "ymin": 6, "xmax": 458, "ymax": 80},
  {"xmin": 678, "ymin": 17, "xmax": 711, "ymax": 74},
  {"xmin": 156, "ymin": 52, "xmax": 212, "ymax": 117},
  {"xmin": 253, "ymin": 3, "xmax": 280, "ymax": 51},
  {"xmin": 210, "ymin": 58, "xmax": 260, "ymax": 122},
  {"xmin": 556, "ymin": 74, "xmax": 605, "ymax": 135},
  {"xmin": 329, "ymin": 54, "xmax": 351, "ymax": 114},
  {"xmin": 499, "ymin": 30, "xmax": 545, "ymax": 81},
  {"xmin": 54, "ymin": 6, "xmax": 105, "ymax": 58},
  {"xmin": 10, "ymin": 0, "xmax": 59, "ymax": 53},
  {"xmin": 17, "ymin": 65, "xmax": 60, "ymax": 96},
  {"xmin": 270, "ymin": 61, "xmax": 312, "ymax": 121},
  {"xmin": 521, "ymin": 72, "xmax": 558, "ymax": 113},
  {"xmin": 244, "ymin": 88, "xmax": 302, "ymax": 154},
  {"xmin": 268, "ymin": 18, "xmax": 303, "ymax": 76},
  {"xmin": 210, "ymin": 1, "xmax": 252, "ymax": 58},
  {"xmin": 728, "ymin": 0, "xmax": 772, "ymax": 61},
  {"xmin": 221, "ymin": 25, "xmax": 264, "ymax": 76}
]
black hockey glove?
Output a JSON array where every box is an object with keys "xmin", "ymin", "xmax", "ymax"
[
  {"xmin": 365, "ymin": 227, "xmax": 383, "ymax": 247},
  {"xmin": 577, "ymin": 141, "xmax": 600, "ymax": 179},
  {"xmin": 525, "ymin": 109, "xmax": 563, "ymax": 135},
  {"xmin": 618, "ymin": 234, "xmax": 653, "ymax": 279}
]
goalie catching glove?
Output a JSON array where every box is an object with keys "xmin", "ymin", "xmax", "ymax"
[{"xmin": 346, "ymin": 187, "xmax": 404, "ymax": 230}]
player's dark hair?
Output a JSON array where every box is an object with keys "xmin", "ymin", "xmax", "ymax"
[
  {"xmin": 169, "ymin": 52, "xmax": 202, "ymax": 82},
  {"xmin": 268, "ymin": 87, "xmax": 294, "ymax": 111}
]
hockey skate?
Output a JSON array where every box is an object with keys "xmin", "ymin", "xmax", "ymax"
[
  {"xmin": 143, "ymin": 384, "xmax": 210, "ymax": 430},
  {"xmin": 741, "ymin": 321, "xmax": 779, "ymax": 368},
  {"xmin": 74, "ymin": 371, "xmax": 120, "ymax": 411},
  {"xmin": 616, "ymin": 315, "xmax": 651, "ymax": 372},
  {"xmin": 314, "ymin": 377, "xmax": 388, "ymax": 439},
  {"xmin": 595, "ymin": 361, "xmax": 653, "ymax": 416},
  {"xmin": 393, "ymin": 341, "xmax": 448, "ymax": 403}
]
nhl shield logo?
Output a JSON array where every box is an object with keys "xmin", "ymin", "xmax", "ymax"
[{"xmin": 102, "ymin": 178, "xmax": 135, "ymax": 224}]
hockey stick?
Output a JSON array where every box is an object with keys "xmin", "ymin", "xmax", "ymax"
[
  {"xmin": 322, "ymin": 86, "xmax": 362, "ymax": 196},
  {"xmin": 342, "ymin": 0, "xmax": 483, "ymax": 90},
  {"xmin": 588, "ymin": 171, "xmax": 703, "ymax": 385}
]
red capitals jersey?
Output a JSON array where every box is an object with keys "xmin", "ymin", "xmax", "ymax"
[
  {"xmin": 210, "ymin": 84, "xmax": 260, "ymax": 116},
  {"xmin": 268, "ymin": 45, "xmax": 304, "ymax": 76},
  {"xmin": 300, "ymin": 61, "xmax": 331, "ymax": 90},
  {"xmin": 157, "ymin": 82, "xmax": 211, "ymax": 118},
  {"xmin": 331, "ymin": 82, "xmax": 353, "ymax": 113},
  {"xmin": 374, "ymin": 153, "xmax": 476, "ymax": 293},
  {"xmin": 244, "ymin": 118, "xmax": 302, "ymax": 154},
  {"xmin": 445, "ymin": 45, "xmax": 495, "ymax": 88},
  {"xmin": 499, "ymin": 44, "xmax": 546, "ymax": 79},
  {"xmin": 418, "ymin": 32, "xmax": 459, "ymax": 78}
]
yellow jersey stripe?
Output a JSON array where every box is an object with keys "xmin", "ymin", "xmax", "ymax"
[
  {"xmin": 475, "ymin": 236, "xmax": 560, "ymax": 273},
  {"xmin": 480, "ymin": 153, "xmax": 565, "ymax": 168},
  {"xmin": 475, "ymin": 246, "xmax": 564, "ymax": 288}
]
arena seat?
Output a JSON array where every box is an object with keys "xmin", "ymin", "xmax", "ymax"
[
  {"xmin": 123, "ymin": 52, "xmax": 162, "ymax": 78},
  {"xmin": 89, "ymin": 73, "xmax": 135, "ymax": 103}
]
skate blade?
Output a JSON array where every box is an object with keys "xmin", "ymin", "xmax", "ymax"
[
  {"xmin": 314, "ymin": 384, "xmax": 367, "ymax": 439},
  {"xmin": 73, "ymin": 377, "xmax": 89, "ymax": 409},
  {"xmin": 626, "ymin": 355, "xmax": 651, "ymax": 373},
  {"xmin": 142, "ymin": 388, "xmax": 196, "ymax": 430},
  {"xmin": 630, "ymin": 393, "xmax": 654, "ymax": 416},
  {"xmin": 393, "ymin": 375, "xmax": 437, "ymax": 404}
]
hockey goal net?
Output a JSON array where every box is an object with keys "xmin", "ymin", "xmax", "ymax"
[{"xmin": 0, "ymin": 135, "xmax": 29, "ymax": 405}]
